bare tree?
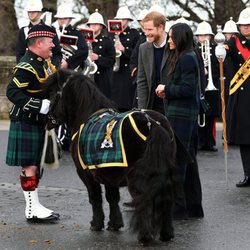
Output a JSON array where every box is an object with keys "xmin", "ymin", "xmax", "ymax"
[
  {"xmin": 0, "ymin": 0, "xmax": 248, "ymax": 55},
  {"xmin": 170, "ymin": 0, "xmax": 245, "ymax": 29},
  {"xmin": 73, "ymin": 0, "xmax": 118, "ymax": 26},
  {"xmin": 0, "ymin": 0, "xmax": 19, "ymax": 55}
]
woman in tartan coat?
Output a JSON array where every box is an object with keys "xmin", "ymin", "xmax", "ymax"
[
  {"xmin": 156, "ymin": 23, "xmax": 204, "ymax": 219},
  {"xmin": 5, "ymin": 24, "xmax": 60, "ymax": 222}
]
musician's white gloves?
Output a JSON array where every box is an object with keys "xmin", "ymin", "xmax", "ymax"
[
  {"xmin": 60, "ymin": 59, "xmax": 69, "ymax": 69},
  {"xmin": 215, "ymin": 45, "xmax": 226, "ymax": 62},
  {"xmin": 40, "ymin": 99, "xmax": 51, "ymax": 114}
]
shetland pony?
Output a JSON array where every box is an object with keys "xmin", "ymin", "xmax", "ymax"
[{"xmin": 46, "ymin": 70, "xmax": 178, "ymax": 245}]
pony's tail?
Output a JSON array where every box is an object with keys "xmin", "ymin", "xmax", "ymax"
[{"xmin": 127, "ymin": 121, "xmax": 177, "ymax": 239}]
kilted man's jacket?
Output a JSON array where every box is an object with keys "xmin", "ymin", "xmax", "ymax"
[{"xmin": 7, "ymin": 50, "xmax": 56, "ymax": 125}]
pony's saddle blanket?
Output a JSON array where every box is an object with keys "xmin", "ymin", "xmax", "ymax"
[{"xmin": 76, "ymin": 110, "xmax": 147, "ymax": 170}]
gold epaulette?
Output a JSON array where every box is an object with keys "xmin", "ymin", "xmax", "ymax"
[
  {"xmin": 14, "ymin": 62, "xmax": 36, "ymax": 75},
  {"xmin": 229, "ymin": 57, "xmax": 250, "ymax": 95}
]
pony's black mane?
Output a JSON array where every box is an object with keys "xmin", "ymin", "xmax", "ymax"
[{"xmin": 54, "ymin": 70, "xmax": 116, "ymax": 132}]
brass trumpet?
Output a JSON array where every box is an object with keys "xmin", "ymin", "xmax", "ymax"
[
  {"xmin": 201, "ymin": 39, "xmax": 218, "ymax": 91},
  {"xmin": 113, "ymin": 34, "xmax": 122, "ymax": 72},
  {"xmin": 83, "ymin": 42, "xmax": 98, "ymax": 76}
]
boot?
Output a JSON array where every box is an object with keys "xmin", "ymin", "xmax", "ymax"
[
  {"xmin": 236, "ymin": 176, "xmax": 250, "ymax": 187},
  {"xmin": 23, "ymin": 189, "xmax": 60, "ymax": 222}
]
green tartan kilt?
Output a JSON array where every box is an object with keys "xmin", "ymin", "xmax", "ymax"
[{"xmin": 6, "ymin": 121, "xmax": 45, "ymax": 167}]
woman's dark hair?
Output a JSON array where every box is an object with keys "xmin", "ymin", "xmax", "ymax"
[{"xmin": 166, "ymin": 23, "xmax": 195, "ymax": 75}]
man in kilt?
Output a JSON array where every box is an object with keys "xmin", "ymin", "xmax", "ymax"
[{"xmin": 6, "ymin": 24, "xmax": 60, "ymax": 222}]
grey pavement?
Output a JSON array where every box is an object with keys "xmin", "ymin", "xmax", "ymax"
[{"xmin": 0, "ymin": 121, "xmax": 250, "ymax": 250}]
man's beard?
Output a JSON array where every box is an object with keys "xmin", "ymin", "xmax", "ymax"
[{"xmin": 147, "ymin": 33, "xmax": 161, "ymax": 43}]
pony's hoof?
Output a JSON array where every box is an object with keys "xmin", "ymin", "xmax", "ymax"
[
  {"xmin": 106, "ymin": 222, "xmax": 124, "ymax": 231},
  {"xmin": 138, "ymin": 234, "xmax": 154, "ymax": 246},
  {"xmin": 90, "ymin": 225, "xmax": 103, "ymax": 231},
  {"xmin": 159, "ymin": 235, "xmax": 174, "ymax": 242}
]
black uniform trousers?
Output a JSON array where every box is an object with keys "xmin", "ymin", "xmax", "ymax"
[{"xmin": 240, "ymin": 145, "xmax": 250, "ymax": 177}]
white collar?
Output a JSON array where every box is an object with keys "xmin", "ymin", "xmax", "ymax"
[{"xmin": 153, "ymin": 39, "xmax": 166, "ymax": 48}]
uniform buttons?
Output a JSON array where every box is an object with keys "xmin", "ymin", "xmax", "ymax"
[
  {"xmin": 99, "ymin": 46, "xmax": 102, "ymax": 49},
  {"xmin": 239, "ymin": 63, "xmax": 242, "ymax": 66},
  {"xmin": 127, "ymin": 38, "xmax": 130, "ymax": 41},
  {"xmin": 97, "ymin": 71, "xmax": 100, "ymax": 74},
  {"xmin": 126, "ymin": 47, "xmax": 129, "ymax": 49},
  {"xmin": 123, "ymin": 32, "xmax": 127, "ymax": 35},
  {"xmin": 30, "ymin": 58, "xmax": 33, "ymax": 61},
  {"xmin": 100, "ymin": 39, "xmax": 102, "ymax": 41},
  {"xmin": 99, "ymin": 54, "xmax": 101, "ymax": 57},
  {"xmin": 240, "ymin": 87, "xmax": 244, "ymax": 90},
  {"xmin": 125, "ymin": 64, "xmax": 128, "ymax": 67},
  {"xmin": 238, "ymin": 51, "xmax": 241, "ymax": 54}
]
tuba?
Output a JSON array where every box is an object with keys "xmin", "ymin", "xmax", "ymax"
[
  {"xmin": 61, "ymin": 44, "xmax": 76, "ymax": 60},
  {"xmin": 58, "ymin": 24, "xmax": 78, "ymax": 63},
  {"xmin": 113, "ymin": 33, "xmax": 122, "ymax": 72},
  {"xmin": 83, "ymin": 42, "xmax": 98, "ymax": 76},
  {"xmin": 201, "ymin": 39, "xmax": 218, "ymax": 91}
]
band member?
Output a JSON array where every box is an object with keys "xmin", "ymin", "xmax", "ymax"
[
  {"xmin": 216, "ymin": 4, "xmax": 250, "ymax": 187},
  {"xmin": 195, "ymin": 21, "xmax": 220, "ymax": 152},
  {"xmin": 223, "ymin": 17, "xmax": 239, "ymax": 41},
  {"xmin": 54, "ymin": 3, "xmax": 88, "ymax": 70},
  {"xmin": 6, "ymin": 24, "xmax": 60, "ymax": 222},
  {"xmin": 109, "ymin": 5, "xmax": 140, "ymax": 111},
  {"xmin": 86, "ymin": 10, "xmax": 115, "ymax": 98},
  {"xmin": 222, "ymin": 18, "xmax": 239, "ymax": 106},
  {"xmin": 15, "ymin": 0, "xmax": 62, "ymax": 68}
]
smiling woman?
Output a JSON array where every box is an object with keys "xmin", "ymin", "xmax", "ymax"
[{"xmin": 156, "ymin": 23, "xmax": 204, "ymax": 219}]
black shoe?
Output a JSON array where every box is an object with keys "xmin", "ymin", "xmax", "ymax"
[
  {"xmin": 236, "ymin": 176, "xmax": 250, "ymax": 187},
  {"xmin": 26, "ymin": 213, "xmax": 60, "ymax": 223}
]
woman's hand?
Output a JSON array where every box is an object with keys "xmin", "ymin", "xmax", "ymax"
[{"xmin": 155, "ymin": 84, "xmax": 166, "ymax": 99}]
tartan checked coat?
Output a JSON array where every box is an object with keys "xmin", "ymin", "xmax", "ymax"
[{"xmin": 161, "ymin": 50, "xmax": 200, "ymax": 151}]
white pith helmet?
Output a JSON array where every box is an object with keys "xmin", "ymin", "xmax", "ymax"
[
  {"xmin": 114, "ymin": 6, "xmax": 133, "ymax": 20},
  {"xmin": 26, "ymin": 0, "xmax": 43, "ymax": 12},
  {"xmin": 175, "ymin": 16, "xmax": 190, "ymax": 25},
  {"xmin": 137, "ymin": 9, "xmax": 149, "ymax": 21},
  {"xmin": 165, "ymin": 21, "xmax": 172, "ymax": 33},
  {"xmin": 149, "ymin": 4, "xmax": 165, "ymax": 16},
  {"xmin": 195, "ymin": 21, "xmax": 214, "ymax": 35},
  {"xmin": 55, "ymin": 3, "xmax": 75, "ymax": 19},
  {"xmin": 87, "ymin": 9, "xmax": 107, "ymax": 28},
  {"xmin": 223, "ymin": 17, "xmax": 239, "ymax": 33},
  {"xmin": 237, "ymin": 4, "xmax": 250, "ymax": 25}
]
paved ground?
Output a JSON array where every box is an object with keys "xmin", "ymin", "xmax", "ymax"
[{"xmin": 0, "ymin": 121, "xmax": 250, "ymax": 250}]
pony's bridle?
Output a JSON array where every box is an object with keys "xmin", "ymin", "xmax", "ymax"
[
  {"xmin": 48, "ymin": 91, "xmax": 62, "ymax": 126},
  {"xmin": 47, "ymin": 72, "xmax": 71, "ymax": 126}
]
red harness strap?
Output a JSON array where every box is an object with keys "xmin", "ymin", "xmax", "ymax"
[{"xmin": 235, "ymin": 36, "xmax": 250, "ymax": 61}]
